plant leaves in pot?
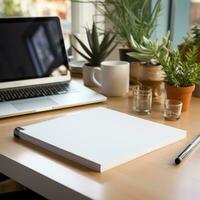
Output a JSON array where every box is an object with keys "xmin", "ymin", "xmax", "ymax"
[
  {"xmin": 179, "ymin": 25, "xmax": 200, "ymax": 96},
  {"xmin": 127, "ymin": 32, "xmax": 171, "ymax": 99},
  {"xmin": 72, "ymin": 22, "xmax": 117, "ymax": 87},
  {"xmin": 159, "ymin": 47, "xmax": 200, "ymax": 112},
  {"xmin": 93, "ymin": 0, "xmax": 162, "ymax": 62}
]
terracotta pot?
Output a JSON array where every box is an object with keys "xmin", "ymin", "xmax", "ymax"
[
  {"xmin": 165, "ymin": 84, "xmax": 195, "ymax": 112},
  {"xmin": 82, "ymin": 64, "xmax": 101, "ymax": 87},
  {"xmin": 130, "ymin": 62, "xmax": 164, "ymax": 98}
]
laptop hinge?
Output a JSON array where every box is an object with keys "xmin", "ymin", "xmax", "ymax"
[{"xmin": 0, "ymin": 71, "xmax": 71, "ymax": 90}]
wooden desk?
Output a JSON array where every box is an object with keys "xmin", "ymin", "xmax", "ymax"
[{"xmin": 0, "ymin": 80, "xmax": 200, "ymax": 200}]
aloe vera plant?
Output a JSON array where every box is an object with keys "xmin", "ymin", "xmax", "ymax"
[
  {"xmin": 72, "ymin": 0, "xmax": 161, "ymax": 48},
  {"xmin": 72, "ymin": 22, "xmax": 117, "ymax": 66},
  {"xmin": 127, "ymin": 32, "xmax": 171, "ymax": 65},
  {"xmin": 94, "ymin": 0, "xmax": 162, "ymax": 48}
]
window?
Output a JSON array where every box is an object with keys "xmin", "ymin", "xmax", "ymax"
[
  {"xmin": 167, "ymin": 0, "xmax": 190, "ymax": 47},
  {"xmin": 0, "ymin": 0, "xmax": 99, "ymax": 62},
  {"xmin": 0, "ymin": 0, "xmax": 71, "ymax": 49}
]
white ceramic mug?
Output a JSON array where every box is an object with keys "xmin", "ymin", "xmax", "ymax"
[{"xmin": 92, "ymin": 60, "xmax": 130, "ymax": 96}]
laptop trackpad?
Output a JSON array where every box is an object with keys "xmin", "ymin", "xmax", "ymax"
[{"xmin": 11, "ymin": 97, "xmax": 58, "ymax": 111}]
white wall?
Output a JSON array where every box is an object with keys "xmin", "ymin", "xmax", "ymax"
[{"xmin": 71, "ymin": 1, "xmax": 95, "ymax": 60}]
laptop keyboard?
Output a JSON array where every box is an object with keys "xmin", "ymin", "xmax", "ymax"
[{"xmin": 0, "ymin": 82, "xmax": 76, "ymax": 102}]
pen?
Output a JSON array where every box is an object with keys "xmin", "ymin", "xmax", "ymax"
[{"xmin": 175, "ymin": 134, "xmax": 200, "ymax": 165}]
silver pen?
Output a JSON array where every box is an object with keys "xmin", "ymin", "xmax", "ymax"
[{"xmin": 175, "ymin": 134, "xmax": 200, "ymax": 165}]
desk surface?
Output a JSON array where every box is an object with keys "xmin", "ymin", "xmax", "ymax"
[{"xmin": 1, "ymin": 80, "xmax": 200, "ymax": 200}]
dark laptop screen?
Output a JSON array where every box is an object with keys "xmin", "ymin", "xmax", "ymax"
[{"xmin": 0, "ymin": 17, "xmax": 68, "ymax": 82}]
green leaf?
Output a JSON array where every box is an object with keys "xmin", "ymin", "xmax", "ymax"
[
  {"xmin": 91, "ymin": 22, "xmax": 100, "ymax": 55},
  {"xmin": 99, "ymin": 33, "xmax": 110, "ymax": 52},
  {"xmin": 71, "ymin": 44, "xmax": 91, "ymax": 62},
  {"xmin": 73, "ymin": 34, "xmax": 93, "ymax": 58},
  {"xmin": 85, "ymin": 27, "xmax": 95, "ymax": 53},
  {"xmin": 99, "ymin": 33, "xmax": 116, "ymax": 55},
  {"xmin": 100, "ymin": 42, "xmax": 118, "ymax": 61}
]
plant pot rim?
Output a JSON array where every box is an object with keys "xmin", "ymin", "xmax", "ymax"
[
  {"xmin": 165, "ymin": 83, "xmax": 195, "ymax": 88},
  {"xmin": 165, "ymin": 83, "xmax": 195, "ymax": 92},
  {"xmin": 139, "ymin": 63, "xmax": 162, "ymax": 67}
]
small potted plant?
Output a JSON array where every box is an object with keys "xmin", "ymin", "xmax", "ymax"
[
  {"xmin": 127, "ymin": 32, "xmax": 171, "ymax": 98},
  {"xmin": 159, "ymin": 47, "xmax": 200, "ymax": 112},
  {"xmin": 179, "ymin": 25, "xmax": 200, "ymax": 62},
  {"xmin": 72, "ymin": 22, "xmax": 117, "ymax": 87},
  {"xmin": 179, "ymin": 25, "xmax": 200, "ymax": 96}
]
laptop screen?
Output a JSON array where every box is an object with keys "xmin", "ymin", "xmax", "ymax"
[{"xmin": 0, "ymin": 17, "xmax": 68, "ymax": 82}]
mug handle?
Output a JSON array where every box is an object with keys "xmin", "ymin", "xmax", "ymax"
[{"xmin": 91, "ymin": 67, "xmax": 102, "ymax": 88}]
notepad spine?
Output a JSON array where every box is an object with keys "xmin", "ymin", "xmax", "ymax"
[{"xmin": 14, "ymin": 127, "xmax": 24, "ymax": 138}]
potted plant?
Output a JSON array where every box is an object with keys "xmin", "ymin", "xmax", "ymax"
[
  {"xmin": 73, "ymin": 0, "xmax": 161, "ymax": 84},
  {"xmin": 159, "ymin": 47, "xmax": 200, "ymax": 112},
  {"xmin": 94, "ymin": 0, "xmax": 162, "ymax": 61},
  {"xmin": 179, "ymin": 25, "xmax": 200, "ymax": 62},
  {"xmin": 72, "ymin": 22, "xmax": 117, "ymax": 87},
  {"xmin": 179, "ymin": 25, "xmax": 200, "ymax": 96},
  {"xmin": 127, "ymin": 32, "xmax": 171, "ymax": 98}
]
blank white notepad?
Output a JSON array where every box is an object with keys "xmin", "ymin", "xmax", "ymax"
[{"xmin": 14, "ymin": 107, "xmax": 186, "ymax": 172}]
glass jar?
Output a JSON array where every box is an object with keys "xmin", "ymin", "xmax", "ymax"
[
  {"xmin": 164, "ymin": 99, "xmax": 183, "ymax": 121},
  {"xmin": 132, "ymin": 86, "xmax": 152, "ymax": 115}
]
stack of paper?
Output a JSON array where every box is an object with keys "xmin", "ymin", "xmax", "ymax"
[{"xmin": 14, "ymin": 107, "xmax": 186, "ymax": 172}]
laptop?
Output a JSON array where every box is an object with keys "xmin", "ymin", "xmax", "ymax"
[{"xmin": 0, "ymin": 17, "xmax": 107, "ymax": 118}]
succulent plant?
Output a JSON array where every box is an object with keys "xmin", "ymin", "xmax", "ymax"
[
  {"xmin": 127, "ymin": 32, "xmax": 171, "ymax": 65},
  {"xmin": 179, "ymin": 25, "xmax": 200, "ymax": 62},
  {"xmin": 159, "ymin": 47, "xmax": 200, "ymax": 87},
  {"xmin": 73, "ymin": 0, "xmax": 162, "ymax": 48},
  {"xmin": 182, "ymin": 25, "xmax": 200, "ymax": 46},
  {"xmin": 191, "ymin": 25, "xmax": 200, "ymax": 45},
  {"xmin": 94, "ymin": 0, "xmax": 162, "ymax": 48},
  {"xmin": 72, "ymin": 22, "xmax": 117, "ymax": 67}
]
